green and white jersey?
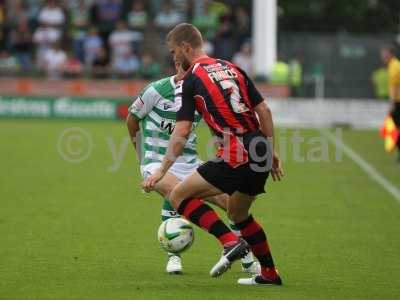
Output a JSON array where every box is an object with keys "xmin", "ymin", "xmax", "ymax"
[{"xmin": 129, "ymin": 76, "xmax": 202, "ymax": 167}]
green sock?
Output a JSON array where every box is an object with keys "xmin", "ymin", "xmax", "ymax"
[
  {"xmin": 161, "ymin": 199, "xmax": 180, "ymax": 221},
  {"xmin": 162, "ymin": 199, "xmax": 181, "ymax": 258}
]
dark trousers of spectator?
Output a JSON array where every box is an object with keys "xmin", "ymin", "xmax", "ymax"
[
  {"xmin": 291, "ymin": 86, "xmax": 302, "ymax": 97},
  {"xmin": 15, "ymin": 52, "xmax": 32, "ymax": 71}
]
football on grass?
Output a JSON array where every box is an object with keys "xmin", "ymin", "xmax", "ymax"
[{"xmin": 158, "ymin": 218, "xmax": 194, "ymax": 254}]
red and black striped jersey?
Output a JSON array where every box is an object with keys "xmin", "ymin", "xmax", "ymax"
[{"xmin": 176, "ymin": 56, "xmax": 264, "ymax": 167}]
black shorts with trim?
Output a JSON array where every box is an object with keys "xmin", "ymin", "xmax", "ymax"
[{"xmin": 197, "ymin": 131, "xmax": 271, "ymax": 196}]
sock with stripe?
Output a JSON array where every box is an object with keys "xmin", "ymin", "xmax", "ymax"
[
  {"xmin": 229, "ymin": 221, "xmax": 256, "ymax": 267},
  {"xmin": 161, "ymin": 199, "xmax": 181, "ymax": 258},
  {"xmin": 177, "ymin": 198, "xmax": 238, "ymax": 247},
  {"xmin": 161, "ymin": 198, "xmax": 180, "ymax": 221},
  {"xmin": 235, "ymin": 215, "xmax": 278, "ymax": 280}
]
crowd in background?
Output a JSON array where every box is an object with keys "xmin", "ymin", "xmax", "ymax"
[{"xmin": 0, "ymin": 0, "xmax": 252, "ymax": 80}]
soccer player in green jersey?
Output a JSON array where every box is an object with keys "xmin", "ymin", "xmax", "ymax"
[{"xmin": 127, "ymin": 62, "xmax": 260, "ymax": 274}]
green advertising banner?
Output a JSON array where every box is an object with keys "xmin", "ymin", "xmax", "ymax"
[{"xmin": 0, "ymin": 96, "xmax": 130, "ymax": 120}]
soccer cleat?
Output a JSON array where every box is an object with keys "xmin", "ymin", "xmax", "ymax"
[
  {"xmin": 166, "ymin": 254, "xmax": 183, "ymax": 275},
  {"xmin": 209, "ymin": 239, "xmax": 249, "ymax": 277},
  {"xmin": 241, "ymin": 261, "xmax": 261, "ymax": 274},
  {"xmin": 237, "ymin": 274, "xmax": 282, "ymax": 286}
]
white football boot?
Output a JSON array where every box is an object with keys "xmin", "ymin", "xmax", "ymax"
[
  {"xmin": 166, "ymin": 254, "xmax": 183, "ymax": 274},
  {"xmin": 237, "ymin": 274, "xmax": 282, "ymax": 286},
  {"xmin": 210, "ymin": 239, "xmax": 249, "ymax": 277}
]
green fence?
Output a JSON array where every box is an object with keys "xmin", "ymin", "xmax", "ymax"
[{"xmin": 279, "ymin": 31, "xmax": 396, "ymax": 98}]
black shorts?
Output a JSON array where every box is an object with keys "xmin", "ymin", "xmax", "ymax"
[
  {"xmin": 391, "ymin": 103, "xmax": 400, "ymax": 148},
  {"xmin": 197, "ymin": 131, "xmax": 271, "ymax": 196},
  {"xmin": 391, "ymin": 102, "xmax": 400, "ymax": 127}
]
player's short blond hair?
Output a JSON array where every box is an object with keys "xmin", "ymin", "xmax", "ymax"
[{"xmin": 166, "ymin": 23, "xmax": 203, "ymax": 48}]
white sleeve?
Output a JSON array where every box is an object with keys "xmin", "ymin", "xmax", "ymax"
[
  {"xmin": 128, "ymin": 85, "xmax": 159, "ymax": 120},
  {"xmin": 33, "ymin": 29, "xmax": 42, "ymax": 43},
  {"xmin": 38, "ymin": 9, "xmax": 46, "ymax": 24},
  {"xmin": 58, "ymin": 9, "xmax": 66, "ymax": 25}
]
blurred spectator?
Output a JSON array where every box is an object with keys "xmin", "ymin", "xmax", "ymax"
[
  {"xmin": 127, "ymin": 1, "xmax": 148, "ymax": 32},
  {"xmin": 84, "ymin": 26, "xmax": 103, "ymax": 66},
  {"xmin": 289, "ymin": 58, "xmax": 303, "ymax": 97},
  {"xmin": 192, "ymin": 0, "xmax": 228, "ymax": 20},
  {"xmin": 270, "ymin": 57, "xmax": 290, "ymax": 85},
  {"xmin": 112, "ymin": 49, "xmax": 140, "ymax": 77},
  {"xmin": 41, "ymin": 43, "xmax": 67, "ymax": 79},
  {"xmin": 149, "ymin": 0, "xmax": 162, "ymax": 13},
  {"xmin": 63, "ymin": 51, "xmax": 83, "ymax": 77},
  {"xmin": 91, "ymin": 0, "xmax": 122, "ymax": 43},
  {"xmin": 69, "ymin": 0, "xmax": 90, "ymax": 62},
  {"xmin": 214, "ymin": 10, "xmax": 235, "ymax": 60},
  {"xmin": 371, "ymin": 66, "xmax": 389, "ymax": 99},
  {"xmin": 232, "ymin": 41, "xmax": 252, "ymax": 77},
  {"xmin": 38, "ymin": 0, "xmax": 66, "ymax": 28},
  {"xmin": 0, "ymin": 0, "xmax": 253, "ymax": 78},
  {"xmin": 151, "ymin": 0, "xmax": 188, "ymax": 17},
  {"xmin": 9, "ymin": 19, "xmax": 33, "ymax": 70},
  {"xmin": 92, "ymin": 46, "xmax": 109, "ymax": 78},
  {"xmin": 6, "ymin": 1, "xmax": 30, "ymax": 28},
  {"xmin": 0, "ymin": 0, "xmax": 5, "ymax": 48},
  {"xmin": 33, "ymin": 25, "xmax": 62, "ymax": 67},
  {"xmin": 33, "ymin": 0, "xmax": 65, "ymax": 67},
  {"xmin": 192, "ymin": 1, "xmax": 219, "ymax": 40},
  {"xmin": 64, "ymin": 0, "xmax": 94, "ymax": 9},
  {"xmin": 138, "ymin": 53, "xmax": 161, "ymax": 79},
  {"xmin": 203, "ymin": 39, "xmax": 214, "ymax": 56},
  {"xmin": 172, "ymin": 0, "xmax": 189, "ymax": 19},
  {"xmin": 234, "ymin": 6, "xmax": 251, "ymax": 47},
  {"xmin": 208, "ymin": 1, "xmax": 229, "ymax": 18},
  {"xmin": 25, "ymin": 0, "xmax": 44, "ymax": 27},
  {"xmin": 0, "ymin": 50, "xmax": 19, "ymax": 73},
  {"xmin": 154, "ymin": 1, "xmax": 184, "ymax": 36},
  {"xmin": 109, "ymin": 20, "xmax": 141, "ymax": 61}
]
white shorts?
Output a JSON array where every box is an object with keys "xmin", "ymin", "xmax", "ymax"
[{"xmin": 141, "ymin": 161, "xmax": 202, "ymax": 181}]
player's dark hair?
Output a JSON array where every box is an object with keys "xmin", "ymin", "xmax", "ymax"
[{"xmin": 166, "ymin": 23, "xmax": 203, "ymax": 48}]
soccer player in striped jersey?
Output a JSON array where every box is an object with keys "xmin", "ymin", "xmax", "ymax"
[
  {"xmin": 126, "ymin": 61, "xmax": 260, "ymax": 275},
  {"xmin": 143, "ymin": 24, "xmax": 284, "ymax": 286}
]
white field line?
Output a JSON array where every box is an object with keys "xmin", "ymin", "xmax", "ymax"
[{"xmin": 320, "ymin": 129, "xmax": 400, "ymax": 204}]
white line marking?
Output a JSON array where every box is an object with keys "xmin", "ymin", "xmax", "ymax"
[{"xmin": 321, "ymin": 129, "xmax": 400, "ymax": 203}]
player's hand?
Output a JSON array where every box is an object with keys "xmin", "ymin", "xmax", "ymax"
[
  {"xmin": 141, "ymin": 168, "xmax": 166, "ymax": 192},
  {"xmin": 271, "ymin": 152, "xmax": 284, "ymax": 181}
]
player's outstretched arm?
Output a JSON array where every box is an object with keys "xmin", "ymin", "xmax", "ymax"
[
  {"xmin": 254, "ymin": 101, "xmax": 284, "ymax": 181},
  {"xmin": 142, "ymin": 120, "xmax": 193, "ymax": 191}
]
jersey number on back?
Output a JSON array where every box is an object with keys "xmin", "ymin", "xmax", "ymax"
[{"xmin": 220, "ymin": 80, "xmax": 249, "ymax": 113}]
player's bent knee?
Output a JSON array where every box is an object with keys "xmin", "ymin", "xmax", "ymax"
[
  {"xmin": 155, "ymin": 182, "xmax": 174, "ymax": 199},
  {"xmin": 227, "ymin": 208, "xmax": 249, "ymax": 224},
  {"xmin": 169, "ymin": 187, "xmax": 184, "ymax": 210},
  {"xmin": 153, "ymin": 172, "xmax": 180, "ymax": 199}
]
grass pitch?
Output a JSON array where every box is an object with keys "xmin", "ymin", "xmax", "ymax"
[{"xmin": 0, "ymin": 119, "xmax": 399, "ymax": 300}]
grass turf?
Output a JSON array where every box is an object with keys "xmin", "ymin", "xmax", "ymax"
[{"xmin": 0, "ymin": 119, "xmax": 399, "ymax": 300}]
